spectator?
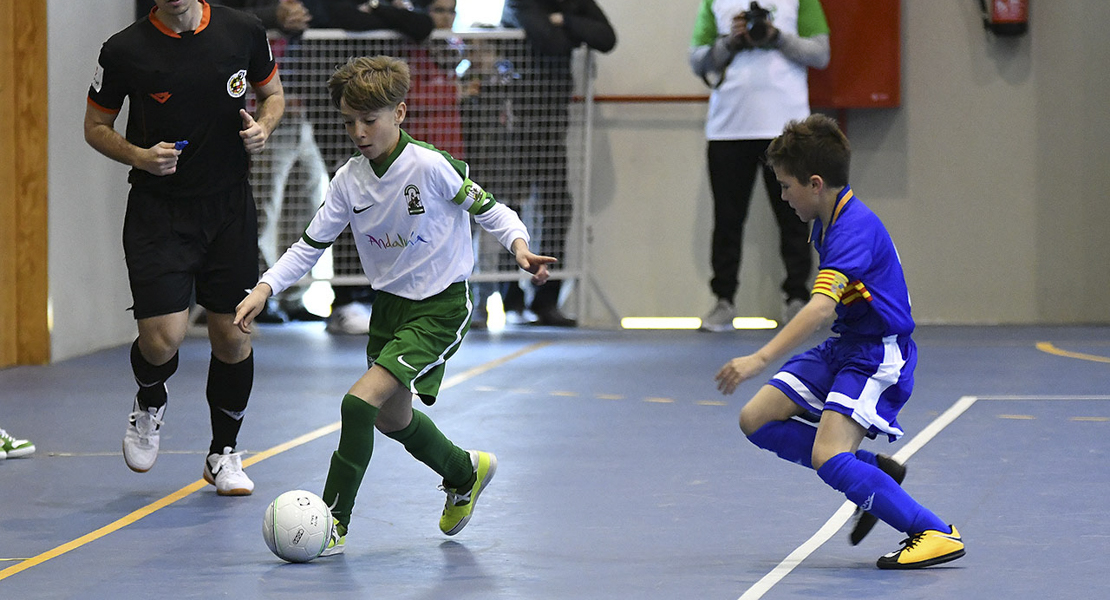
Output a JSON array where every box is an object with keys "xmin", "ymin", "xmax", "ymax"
[
  {"xmin": 500, "ymin": 0, "xmax": 616, "ymax": 327},
  {"xmin": 689, "ymin": 0, "xmax": 830, "ymax": 331},
  {"xmin": 405, "ymin": 0, "xmax": 466, "ymax": 158}
]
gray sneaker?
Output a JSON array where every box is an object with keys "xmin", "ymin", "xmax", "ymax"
[
  {"xmin": 123, "ymin": 396, "xmax": 165, "ymax": 473},
  {"xmin": 700, "ymin": 299, "xmax": 736, "ymax": 332}
]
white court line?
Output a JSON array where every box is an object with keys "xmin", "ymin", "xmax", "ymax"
[
  {"xmin": 974, "ymin": 395, "xmax": 1110, "ymax": 401},
  {"xmin": 737, "ymin": 395, "xmax": 980, "ymax": 600}
]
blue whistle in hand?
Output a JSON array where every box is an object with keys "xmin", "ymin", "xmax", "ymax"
[{"xmin": 174, "ymin": 140, "xmax": 189, "ymax": 151}]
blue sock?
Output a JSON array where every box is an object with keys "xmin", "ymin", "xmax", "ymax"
[
  {"xmin": 854, "ymin": 447, "xmax": 878, "ymax": 467},
  {"xmin": 816, "ymin": 452, "xmax": 948, "ymax": 534},
  {"xmin": 747, "ymin": 420, "xmax": 818, "ymax": 469}
]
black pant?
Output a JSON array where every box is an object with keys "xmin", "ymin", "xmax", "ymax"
[{"xmin": 707, "ymin": 139, "xmax": 812, "ymax": 302}]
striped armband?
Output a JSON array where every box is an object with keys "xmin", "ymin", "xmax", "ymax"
[
  {"xmin": 812, "ymin": 268, "xmax": 849, "ymax": 302},
  {"xmin": 452, "ymin": 178, "xmax": 497, "ymax": 215}
]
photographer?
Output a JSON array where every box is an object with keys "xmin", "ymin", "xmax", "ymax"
[{"xmin": 688, "ymin": 1, "xmax": 830, "ymax": 331}]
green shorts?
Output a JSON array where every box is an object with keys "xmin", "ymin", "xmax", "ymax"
[{"xmin": 366, "ymin": 281, "xmax": 473, "ymax": 405}]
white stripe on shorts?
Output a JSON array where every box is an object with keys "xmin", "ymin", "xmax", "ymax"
[
  {"xmin": 772, "ymin": 371, "xmax": 824, "ymax": 413},
  {"xmin": 827, "ymin": 335, "xmax": 906, "ymax": 439},
  {"xmin": 407, "ymin": 281, "xmax": 473, "ymax": 396}
]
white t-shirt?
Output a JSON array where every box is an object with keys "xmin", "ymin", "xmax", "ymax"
[
  {"xmin": 261, "ymin": 131, "xmax": 529, "ymax": 301},
  {"xmin": 705, "ymin": 0, "xmax": 810, "ymax": 140}
]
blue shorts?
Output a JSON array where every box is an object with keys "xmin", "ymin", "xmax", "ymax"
[{"xmin": 768, "ymin": 335, "xmax": 916, "ymax": 441}]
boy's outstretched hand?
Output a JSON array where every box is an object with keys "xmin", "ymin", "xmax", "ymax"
[
  {"xmin": 234, "ymin": 283, "xmax": 273, "ymax": 334},
  {"xmin": 511, "ymin": 239, "xmax": 557, "ymax": 285},
  {"xmin": 715, "ymin": 354, "xmax": 769, "ymax": 395}
]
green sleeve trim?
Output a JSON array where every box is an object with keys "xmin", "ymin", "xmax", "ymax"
[
  {"xmin": 301, "ymin": 231, "xmax": 332, "ymax": 250},
  {"xmin": 406, "ymin": 134, "xmax": 468, "ymax": 177},
  {"xmin": 798, "ymin": 0, "xmax": 830, "ymax": 38},
  {"xmin": 690, "ymin": 0, "xmax": 719, "ymax": 47}
]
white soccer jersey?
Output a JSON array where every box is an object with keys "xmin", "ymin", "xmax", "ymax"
[{"xmin": 260, "ymin": 131, "xmax": 529, "ymax": 301}]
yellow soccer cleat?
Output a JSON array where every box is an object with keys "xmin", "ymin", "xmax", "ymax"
[
  {"xmin": 320, "ymin": 518, "xmax": 346, "ymax": 557},
  {"xmin": 877, "ymin": 525, "xmax": 965, "ymax": 569},
  {"xmin": 439, "ymin": 450, "xmax": 497, "ymax": 536}
]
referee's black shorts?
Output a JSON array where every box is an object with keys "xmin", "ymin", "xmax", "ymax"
[{"xmin": 123, "ymin": 180, "xmax": 258, "ymax": 320}]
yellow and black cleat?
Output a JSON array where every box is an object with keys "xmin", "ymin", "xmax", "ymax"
[{"xmin": 877, "ymin": 526, "xmax": 965, "ymax": 569}]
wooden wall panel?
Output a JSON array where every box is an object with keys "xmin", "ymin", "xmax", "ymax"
[
  {"xmin": 1, "ymin": 2, "xmax": 18, "ymax": 367},
  {"xmin": 0, "ymin": 0, "xmax": 49, "ymax": 367}
]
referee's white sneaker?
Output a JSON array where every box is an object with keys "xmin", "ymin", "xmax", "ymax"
[
  {"xmin": 204, "ymin": 446, "xmax": 254, "ymax": 496},
  {"xmin": 123, "ymin": 397, "xmax": 165, "ymax": 473}
]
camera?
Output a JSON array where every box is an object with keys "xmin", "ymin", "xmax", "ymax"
[{"xmin": 741, "ymin": 1, "xmax": 772, "ymax": 44}]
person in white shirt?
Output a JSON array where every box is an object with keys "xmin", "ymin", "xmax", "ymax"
[
  {"xmin": 689, "ymin": 0, "xmax": 830, "ymax": 331},
  {"xmin": 235, "ymin": 55, "xmax": 555, "ymax": 554}
]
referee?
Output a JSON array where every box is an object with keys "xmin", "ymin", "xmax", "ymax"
[{"xmin": 84, "ymin": 0, "xmax": 285, "ymax": 496}]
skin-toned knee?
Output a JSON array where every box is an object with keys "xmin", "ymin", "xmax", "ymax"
[
  {"xmin": 374, "ymin": 411, "xmax": 408, "ymax": 434},
  {"xmin": 811, "ymin": 448, "xmax": 834, "ymax": 471},
  {"xmin": 137, "ymin": 326, "xmax": 186, "ymax": 365},
  {"xmin": 209, "ymin": 334, "xmax": 251, "ymax": 364},
  {"xmin": 139, "ymin": 334, "xmax": 182, "ymax": 362},
  {"xmin": 738, "ymin": 404, "xmax": 764, "ymax": 437},
  {"xmin": 810, "ymin": 411, "xmax": 866, "ymax": 470}
]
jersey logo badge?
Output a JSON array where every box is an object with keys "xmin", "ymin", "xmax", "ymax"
[
  {"xmin": 227, "ymin": 69, "xmax": 247, "ymax": 98},
  {"xmin": 149, "ymin": 92, "xmax": 172, "ymax": 104},
  {"xmin": 92, "ymin": 62, "xmax": 105, "ymax": 93},
  {"xmin": 405, "ymin": 184, "xmax": 425, "ymax": 215}
]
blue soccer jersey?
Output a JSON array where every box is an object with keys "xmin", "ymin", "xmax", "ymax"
[
  {"xmin": 810, "ymin": 186, "xmax": 914, "ymax": 338},
  {"xmin": 769, "ymin": 186, "xmax": 916, "ymax": 441}
]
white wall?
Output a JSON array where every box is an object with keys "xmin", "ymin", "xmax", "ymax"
[
  {"xmin": 46, "ymin": 1, "xmax": 1110, "ymax": 361},
  {"xmin": 576, "ymin": 0, "xmax": 1110, "ymax": 326},
  {"xmin": 49, "ymin": 0, "xmax": 137, "ymax": 361}
]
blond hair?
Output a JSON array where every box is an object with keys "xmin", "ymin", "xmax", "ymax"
[{"xmin": 327, "ymin": 56, "xmax": 410, "ymax": 112}]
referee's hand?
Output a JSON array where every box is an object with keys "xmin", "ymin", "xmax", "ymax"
[
  {"xmin": 137, "ymin": 141, "xmax": 182, "ymax": 176},
  {"xmin": 239, "ymin": 109, "xmax": 268, "ymax": 154}
]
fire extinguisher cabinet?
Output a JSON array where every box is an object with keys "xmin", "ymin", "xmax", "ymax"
[{"xmin": 808, "ymin": 0, "xmax": 901, "ymax": 109}]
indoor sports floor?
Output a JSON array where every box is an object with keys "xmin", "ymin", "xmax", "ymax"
[{"xmin": 2, "ymin": 322, "xmax": 1108, "ymax": 599}]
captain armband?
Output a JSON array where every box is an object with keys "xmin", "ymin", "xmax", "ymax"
[{"xmin": 812, "ymin": 269, "xmax": 849, "ymax": 302}]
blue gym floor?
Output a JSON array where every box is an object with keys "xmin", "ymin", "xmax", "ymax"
[{"xmin": 2, "ymin": 322, "xmax": 1108, "ymax": 599}]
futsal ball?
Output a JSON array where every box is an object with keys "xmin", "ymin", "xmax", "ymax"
[{"xmin": 262, "ymin": 489, "xmax": 334, "ymax": 563}]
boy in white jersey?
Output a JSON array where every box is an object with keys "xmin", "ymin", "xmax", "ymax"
[{"xmin": 235, "ymin": 56, "xmax": 556, "ymax": 555}]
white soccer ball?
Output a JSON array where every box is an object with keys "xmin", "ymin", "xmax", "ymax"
[{"xmin": 263, "ymin": 489, "xmax": 334, "ymax": 563}]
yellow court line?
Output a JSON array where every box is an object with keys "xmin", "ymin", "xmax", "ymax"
[
  {"xmin": 1036, "ymin": 342, "xmax": 1110, "ymax": 364},
  {"xmin": 0, "ymin": 341, "xmax": 551, "ymax": 582}
]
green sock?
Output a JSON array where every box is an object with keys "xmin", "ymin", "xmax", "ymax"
[
  {"xmin": 322, "ymin": 394, "xmax": 378, "ymax": 531},
  {"xmin": 386, "ymin": 409, "xmax": 474, "ymax": 489}
]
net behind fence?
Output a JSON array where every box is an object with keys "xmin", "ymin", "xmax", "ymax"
[{"xmin": 249, "ymin": 29, "xmax": 592, "ymax": 308}]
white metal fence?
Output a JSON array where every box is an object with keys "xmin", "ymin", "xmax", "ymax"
[{"xmin": 249, "ymin": 29, "xmax": 594, "ymax": 310}]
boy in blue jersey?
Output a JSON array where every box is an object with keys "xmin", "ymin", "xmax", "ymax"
[
  {"xmin": 235, "ymin": 56, "xmax": 556, "ymax": 555},
  {"xmin": 714, "ymin": 114, "xmax": 964, "ymax": 569}
]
